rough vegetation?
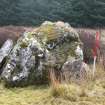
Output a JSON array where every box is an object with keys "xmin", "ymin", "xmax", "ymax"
[
  {"xmin": 0, "ymin": 65, "xmax": 105, "ymax": 105},
  {"xmin": 0, "ymin": 26, "xmax": 27, "ymax": 47},
  {"xmin": 77, "ymin": 28, "xmax": 105, "ymax": 67},
  {"xmin": 1, "ymin": 0, "xmax": 105, "ymax": 27},
  {"xmin": 50, "ymin": 65, "xmax": 105, "ymax": 105}
]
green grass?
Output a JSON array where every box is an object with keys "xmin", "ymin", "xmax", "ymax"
[
  {"xmin": 0, "ymin": 65, "xmax": 105, "ymax": 105},
  {"xmin": 0, "ymin": 84, "xmax": 51, "ymax": 105},
  {"xmin": 1, "ymin": 79, "xmax": 105, "ymax": 105},
  {"xmin": 0, "ymin": 83, "xmax": 79, "ymax": 105}
]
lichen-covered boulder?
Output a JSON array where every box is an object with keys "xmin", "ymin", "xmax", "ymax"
[{"xmin": 2, "ymin": 21, "xmax": 81, "ymax": 87}]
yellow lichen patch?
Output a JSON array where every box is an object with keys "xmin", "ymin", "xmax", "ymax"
[
  {"xmin": 37, "ymin": 24, "xmax": 59, "ymax": 41},
  {"xmin": 27, "ymin": 32, "xmax": 34, "ymax": 39}
]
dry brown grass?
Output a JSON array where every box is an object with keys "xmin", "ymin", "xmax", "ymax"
[
  {"xmin": 50, "ymin": 64, "xmax": 105, "ymax": 105},
  {"xmin": 0, "ymin": 26, "xmax": 33, "ymax": 47}
]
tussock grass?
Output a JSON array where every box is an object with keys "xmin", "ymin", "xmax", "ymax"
[
  {"xmin": 50, "ymin": 64, "xmax": 105, "ymax": 105},
  {"xmin": 51, "ymin": 83, "xmax": 83, "ymax": 101}
]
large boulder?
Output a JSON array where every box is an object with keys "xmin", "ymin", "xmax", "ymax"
[{"xmin": 1, "ymin": 21, "xmax": 81, "ymax": 87}]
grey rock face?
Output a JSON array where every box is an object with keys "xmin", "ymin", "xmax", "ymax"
[
  {"xmin": 2, "ymin": 32, "xmax": 49, "ymax": 86},
  {"xmin": 1, "ymin": 21, "xmax": 81, "ymax": 86},
  {"xmin": 0, "ymin": 39, "xmax": 13, "ymax": 73},
  {"xmin": 0, "ymin": 39, "xmax": 13, "ymax": 63},
  {"xmin": 61, "ymin": 57, "xmax": 90, "ymax": 81}
]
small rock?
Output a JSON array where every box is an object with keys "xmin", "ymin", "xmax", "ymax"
[{"xmin": 62, "ymin": 58, "xmax": 90, "ymax": 81}]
